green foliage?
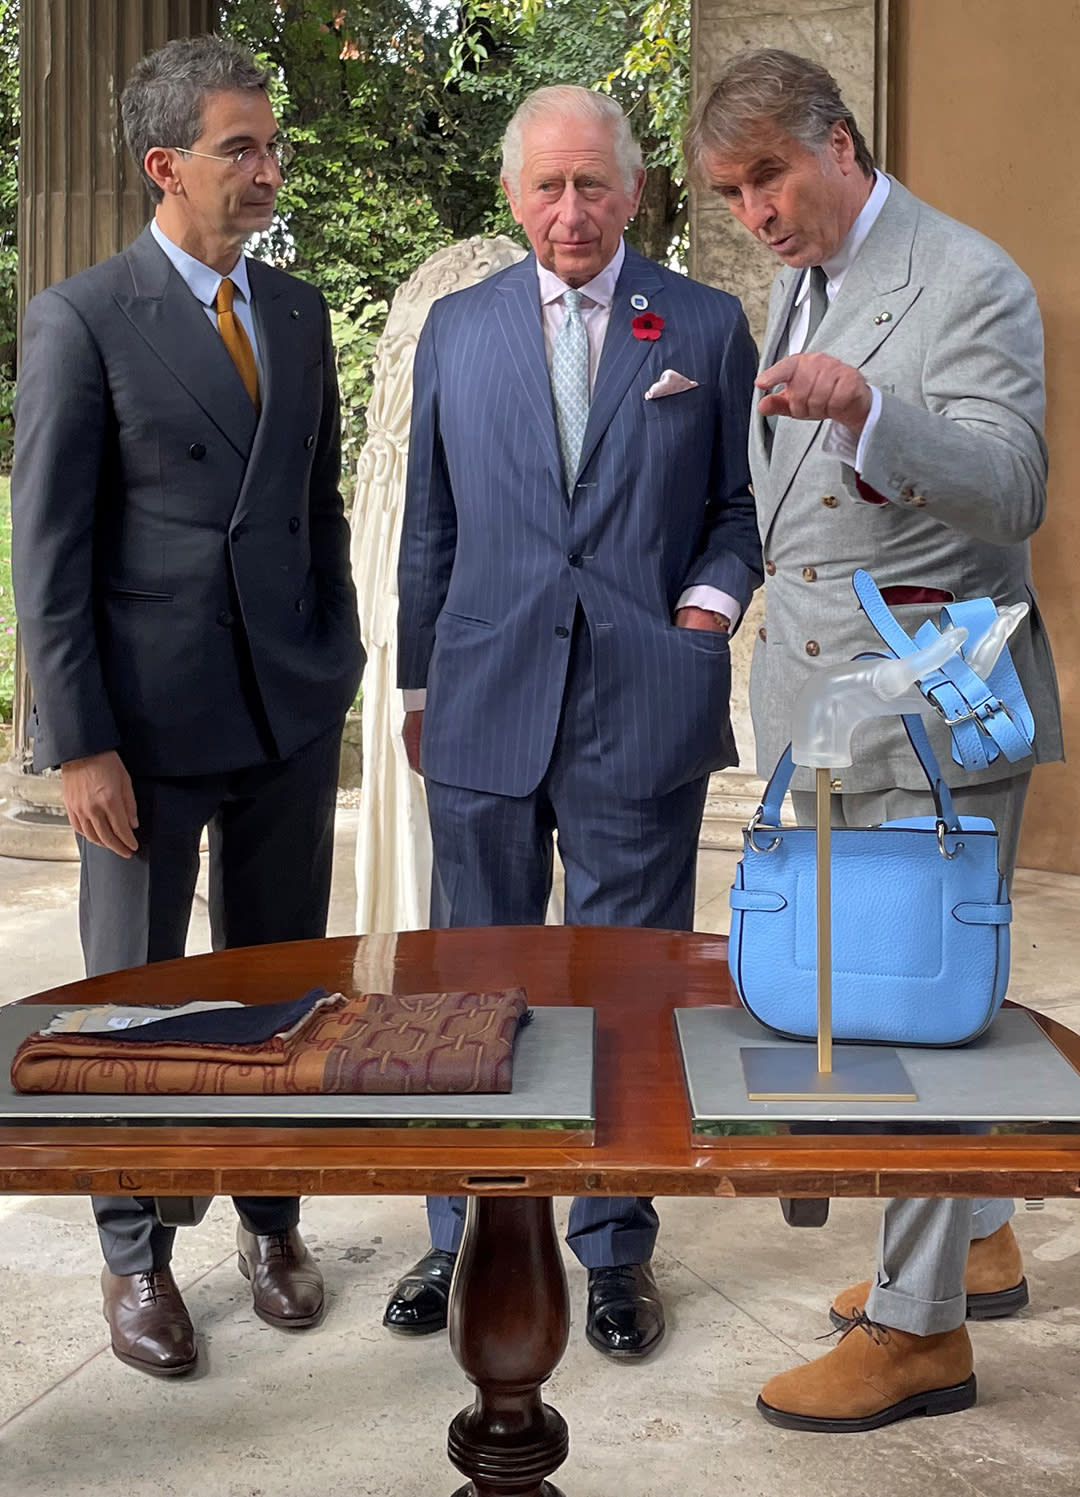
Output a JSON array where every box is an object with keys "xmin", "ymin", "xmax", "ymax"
[
  {"xmin": 447, "ymin": 0, "xmax": 691, "ymax": 262},
  {"xmin": 217, "ymin": 0, "xmax": 691, "ymax": 450},
  {"xmin": 0, "ymin": 475, "xmax": 14, "ymax": 723},
  {"xmin": 329, "ymin": 296, "xmax": 389, "ymax": 481}
]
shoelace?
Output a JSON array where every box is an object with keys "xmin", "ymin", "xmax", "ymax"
[
  {"xmin": 817, "ymin": 1306, "xmax": 892, "ymax": 1347},
  {"xmin": 137, "ymin": 1271, "xmax": 172, "ymax": 1306}
]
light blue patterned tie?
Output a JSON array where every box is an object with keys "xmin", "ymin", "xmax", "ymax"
[{"xmin": 551, "ymin": 288, "xmax": 590, "ymax": 490}]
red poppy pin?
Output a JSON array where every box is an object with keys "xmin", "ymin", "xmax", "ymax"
[{"xmin": 631, "ymin": 312, "xmax": 664, "ymax": 341}]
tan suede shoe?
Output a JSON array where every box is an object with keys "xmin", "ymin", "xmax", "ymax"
[
  {"xmin": 236, "ymin": 1225, "xmax": 325, "ymax": 1329},
  {"xmin": 758, "ymin": 1314, "xmax": 976, "ymax": 1432},
  {"xmin": 102, "ymin": 1266, "xmax": 198, "ymax": 1377},
  {"xmin": 830, "ymin": 1222, "xmax": 1028, "ymax": 1328}
]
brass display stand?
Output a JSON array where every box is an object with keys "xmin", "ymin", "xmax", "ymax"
[{"xmin": 740, "ymin": 768, "xmax": 918, "ymax": 1103}]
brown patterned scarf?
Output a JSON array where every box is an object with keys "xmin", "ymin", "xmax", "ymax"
[{"xmin": 10, "ymin": 989, "xmax": 530, "ymax": 1096}]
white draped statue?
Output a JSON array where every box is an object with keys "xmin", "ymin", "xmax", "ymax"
[{"xmin": 350, "ymin": 236, "xmax": 527, "ymax": 933}]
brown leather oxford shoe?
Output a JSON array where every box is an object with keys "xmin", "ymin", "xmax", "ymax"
[
  {"xmin": 101, "ymin": 1266, "xmax": 198, "ymax": 1377},
  {"xmin": 236, "ymin": 1225, "xmax": 325, "ymax": 1329}
]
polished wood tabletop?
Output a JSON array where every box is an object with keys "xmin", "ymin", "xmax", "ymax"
[{"xmin": 3, "ymin": 925, "xmax": 1080, "ymax": 1200}]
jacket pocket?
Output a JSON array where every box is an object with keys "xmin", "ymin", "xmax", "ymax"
[
  {"xmin": 440, "ymin": 610, "xmax": 494, "ymax": 630},
  {"xmin": 104, "ymin": 588, "xmax": 175, "ymax": 603}
]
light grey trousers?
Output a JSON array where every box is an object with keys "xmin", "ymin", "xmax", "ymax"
[{"xmin": 791, "ymin": 772, "xmax": 1030, "ymax": 1334}]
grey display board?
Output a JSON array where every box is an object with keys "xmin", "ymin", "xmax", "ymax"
[
  {"xmin": 0, "ymin": 1004, "xmax": 595, "ymax": 1138},
  {"xmin": 675, "ymin": 1007, "xmax": 1080, "ymax": 1140}
]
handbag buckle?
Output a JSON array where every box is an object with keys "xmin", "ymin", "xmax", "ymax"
[
  {"xmin": 936, "ymin": 819, "xmax": 965, "ymax": 859},
  {"xmin": 939, "ymin": 695, "xmax": 1011, "ymax": 731},
  {"xmin": 747, "ymin": 808, "xmax": 782, "ymax": 854}
]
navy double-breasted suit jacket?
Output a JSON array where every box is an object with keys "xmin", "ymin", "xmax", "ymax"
[
  {"xmin": 12, "ymin": 226, "xmax": 363, "ymax": 777},
  {"xmin": 397, "ymin": 244, "xmax": 763, "ymax": 801}
]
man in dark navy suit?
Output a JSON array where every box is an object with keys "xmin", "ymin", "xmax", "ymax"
[
  {"xmin": 391, "ymin": 85, "xmax": 762, "ymax": 1358},
  {"xmin": 11, "ymin": 36, "xmax": 363, "ymax": 1377}
]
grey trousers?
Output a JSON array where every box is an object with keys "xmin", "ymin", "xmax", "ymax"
[
  {"xmin": 791, "ymin": 772, "xmax": 1030, "ymax": 1335},
  {"xmin": 85, "ymin": 722, "xmax": 342, "ymax": 1275}
]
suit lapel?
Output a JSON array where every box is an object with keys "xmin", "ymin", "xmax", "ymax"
[
  {"xmin": 493, "ymin": 255, "xmax": 564, "ymax": 491},
  {"xmin": 231, "ymin": 260, "xmax": 313, "ymax": 524},
  {"xmin": 574, "ymin": 246, "xmax": 663, "ymax": 482},
  {"xmin": 117, "ymin": 227, "xmax": 257, "ymax": 459},
  {"xmin": 752, "ymin": 267, "xmax": 801, "ymax": 474},
  {"xmin": 762, "ymin": 179, "xmax": 924, "ymax": 531}
]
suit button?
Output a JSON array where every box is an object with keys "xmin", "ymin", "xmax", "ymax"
[
  {"xmin": 821, "ymin": 494, "xmax": 838, "ymax": 508},
  {"xmin": 909, "ymin": 493, "xmax": 927, "ymax": 507},
  {"xmin": 554, "ymin": 625, "xmax": 570, "ymax": 638},
  {"xmin": 188, "ymin": 442, "xmax": 206, "ymax": 460},
  {"xmin": 758, "ymin": 626, "xmax": 767, "ymax": 642},
  {"xmin": 304, "ymin": 433, "xmax": 315, "ymax": 450},
  {"xmin": 295, "ymin": 599, "xmax": 305, "ymax": 613},
  {"xmin": 805, "ymin": 640, "xmax": 820, "ymax": 657},
  {"xmin": 288, "ymin": 516, "xmax": 301, "ymax": 534},
  {"xmin": 216, "ymin": 610, "xmax": 234, "ymax": 628},
  {"xmin": 830, "ymin": 777, "xmax": 843, "ymax": 792},
  {"xmin": 567, "ymin": 552, "xmax": 583, "ymax": 567},
  {"xmin": 899, "ymin": 485, "xmax": 914, "ymax": 501},
  {"xmin": 802, "ymin": 566, "xmax": 817, "ymax": 582},
  {"xmin": 764, "ymin": 560, "xmax": 776, "ymax": 576}
]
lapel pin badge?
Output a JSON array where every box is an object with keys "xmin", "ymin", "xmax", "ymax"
[
  {"xmin": 873, "ymin": 310, "xmax": 892, "ymax": 325},
  {"xmin": 290, "ymin": 308, "xmax": 300, "ymax": 319},
  {"xmin": 630, "ymin": 293, "xmax": 649, "ymax": 311}
]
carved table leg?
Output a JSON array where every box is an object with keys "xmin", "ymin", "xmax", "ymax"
[{"xmin": 447, "ymin": 1195, "xmax": 570, "ymax": 1497}]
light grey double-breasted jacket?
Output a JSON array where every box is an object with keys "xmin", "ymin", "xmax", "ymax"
[{"xmin": 749, "ymin": 177, "xmax": 1062, "ymax": 793}]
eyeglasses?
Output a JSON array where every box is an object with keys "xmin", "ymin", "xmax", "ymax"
[{"xmin": 176, "ymin": 139, "xmax": 295, "ymax": 174}]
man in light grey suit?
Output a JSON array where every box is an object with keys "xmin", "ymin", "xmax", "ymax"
[
  {"xmin": 11, "ymin": 37, "xmax": 363, "ymax": 1377},
  {"xmin": 392, "ymin": 86, "xmax": 762, "ymax": 1358},
  {"xmin": 687, "ymin": 49, "xmax": 1062, "ymax": 1430}
]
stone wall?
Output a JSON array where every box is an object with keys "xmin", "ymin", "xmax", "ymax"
[{"xmin": 689, "ymin": 0, "xmax": 879, "ymax": 793}]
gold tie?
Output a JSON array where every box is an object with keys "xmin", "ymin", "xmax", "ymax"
[{"xmin": 214, "ymin": 277, "xmax": 260, "ymax": 409}]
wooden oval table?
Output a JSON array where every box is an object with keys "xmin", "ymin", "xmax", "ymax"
[{"xmin": 3, "ymin": 926, "xmax": 1080, "ymax": 1496}]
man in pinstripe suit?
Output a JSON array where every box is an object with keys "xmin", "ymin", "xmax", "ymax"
[{"xmin": 390, "ymin": 86, "xmax": 761, "ymax": 1358}]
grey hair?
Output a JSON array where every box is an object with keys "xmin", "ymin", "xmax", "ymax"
[
  {"xmin": 501, "ymin": 86, "xmax": 643, "ymax": 197},
  {"xmin": 683, "ymin": 48, "xmax": 875, "ymax": 182},
  {"xmin": 121, "ymin": 34, "xmax": 270, "ymax": 203}
]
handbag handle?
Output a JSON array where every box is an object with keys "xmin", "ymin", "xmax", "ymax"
[
  {"xmin": 756, "ymin": 712, "xmax": 960, "ymax": 832},
  {"xmin": 852, "ymin": 569, "xmax": 1034, "ymax": 770}
]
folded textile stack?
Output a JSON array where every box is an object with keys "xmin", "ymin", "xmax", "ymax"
[{"xmin": 10, "ymin": 987, "xmax": 531, "ymax": 1097}]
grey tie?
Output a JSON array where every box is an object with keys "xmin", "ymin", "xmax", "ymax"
[
  {"xmin": 764, "ymin": 265, "xmax": 830, "ymax": 456},
  {"xmin": 804, "ymin": 263, "xmax": 829, "ymax": 345},
  {"xmin": 551, "ymin": 288, "xmax": 590, "ymax": 489}
]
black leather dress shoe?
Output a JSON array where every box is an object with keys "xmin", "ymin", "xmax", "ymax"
[
  {"xmin": 383, "ymin": 1248, "xmax": 457, "ymax": 1335},
  {"xmin": 586, "ymin": 1262, "xmax": 665, "ymax": 1360}
]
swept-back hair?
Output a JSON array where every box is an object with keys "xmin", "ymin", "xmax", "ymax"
[
  {"xmin": 121, "ymin": 34, "xmax": 270, "ymax": 202},
  {"xmin": 684, "ymin": 48, "xmax": 874, "ymax": 181}
]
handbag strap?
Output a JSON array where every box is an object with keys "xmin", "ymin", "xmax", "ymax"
[
  {"xmin": 851, "ymin": 569, "xmax": 1033, "ymax": 770},
  {"xmin": 757, "ymin": 711, "xmax": 959, "ymax": 831}
]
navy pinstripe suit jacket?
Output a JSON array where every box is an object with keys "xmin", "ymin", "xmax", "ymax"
[{"xmin": 397, "ymin": 244, "xmax": 763, "ymax": 800}]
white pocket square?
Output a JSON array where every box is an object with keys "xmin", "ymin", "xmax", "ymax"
[{"xmin": 644, "ymin": 369, "xmax": 700, "ymax": 400}]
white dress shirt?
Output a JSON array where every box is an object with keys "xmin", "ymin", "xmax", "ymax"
[
  {"xmin": 150, "ymin": 217, "xmax": 263, "ymax": 384},
  {"xmin": 780, "ymin": 170, "xmax": 890, "ymax": 472}
]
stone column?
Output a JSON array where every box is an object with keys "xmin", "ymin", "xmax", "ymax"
[
  {"xmin": 690, "ymin": 0, "xmax": 884, "ymax": 847},
  {"xmin": 0, "ymin": 0, "xmax": 215, "ymax": 858}
]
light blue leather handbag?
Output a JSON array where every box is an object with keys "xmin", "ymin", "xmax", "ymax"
[{"xmin": 728, "ymin": 715, "xmax": 1011, "ymax": 1047}]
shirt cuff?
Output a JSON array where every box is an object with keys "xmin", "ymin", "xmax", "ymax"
[
  {"xmin": 403, "ymin": 689, "xmax": 427, "ymax": 712},
  {"xmin": 676, "ymin": 586, "xmax": 741, "ymax": 629},
  {"xmin": 820, "ymin": 384, "xmax": 882, "ymax": 471}
]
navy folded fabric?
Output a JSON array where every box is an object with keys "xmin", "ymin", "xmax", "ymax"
[{"xmin": 97, "ymin": 987, "xmax": 331, "ymax": 1046}]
